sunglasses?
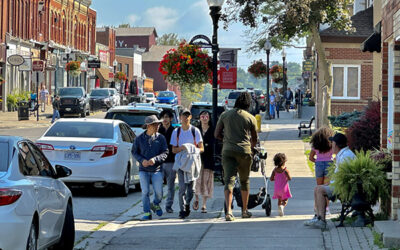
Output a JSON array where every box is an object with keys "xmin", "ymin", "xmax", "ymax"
[{"xmin": 200, "ymin": 115, "xmax": 209, "ymax": 119}]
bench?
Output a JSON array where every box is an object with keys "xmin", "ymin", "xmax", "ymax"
[
  {"xmin": 29, "ymin": 104, "xmax": 39, "ymax": 117},
  {"xmin": 298, "ymin": 116, "xmax": 315, "ymax": 137}
]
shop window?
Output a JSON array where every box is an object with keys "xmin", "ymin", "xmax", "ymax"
[{"xmin": 332, "ymin": 65, "xmax": 360, "ymax": 99}]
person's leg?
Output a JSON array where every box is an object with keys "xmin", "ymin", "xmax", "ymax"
[
  {"xmin": 139, "ymin": 171, "xmax": 151, "ymax": 214},
  {"xmin": 55, "ymin": 110, "xmax": 60, "ymax": 120},
  {"xmin": 282, "ymin": 199, "xmax": 288, "ymax": 207},
  {"xmin": 51, "ymin": 110, "xmax": 57, "ymax": 123},
  {"xmin": 237, "ymin": 153, "xmax": 252, "ymax": 216},
  {"xmin": 186, "ymin": 181, "xmax": 194, "ymax": 210},
  {"xmin": 163, "ymin": 163, "xmax": 176, "ymax": 211},
  {"xmin": 201, "ymin": 196, "xmax": 208, "ymax": 210},
  {"xmin": 151, "ymin": 171, "xmax": 164, "ymax": 206},
  {"xmin": 315, "ymin": 185, "xmax": 328, "ymax": 220},
  {"xmin": 177, "ymin": 169, "xmax": 185, "ymax": 213},
  {"xmin": 222, "ymin": 151, "xmax": 238, "ymax": 217}
]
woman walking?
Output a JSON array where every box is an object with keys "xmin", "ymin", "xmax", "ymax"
[
  {"xmin": 269, "ymin": 91, "xmax": 276, "ymax": 119},
  {"xmin": 193, "ymin": 111, "xmax": 215, "ymax": 213}
]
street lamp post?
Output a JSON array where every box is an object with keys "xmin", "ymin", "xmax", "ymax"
[
  {"xmin": 264, "ymin": 39, "xmax": 272, "ymax": 120},
  {"xmin": 282, "ymin": 48, "xmax": 287, "ymax": 93},
  {"xmin": 113, "ymin": 59, "xmax": 118, "ymax": 88},
  {"xmin": 207, "ymin": 0, "xmax": 224, "ymax": 129},
  {"xmin": 65, "ymin": 47, "xmax": 71, "ymax": 87}
]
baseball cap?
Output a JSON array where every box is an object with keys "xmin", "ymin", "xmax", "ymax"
[
  {"xmin": 180, "ymin": 108, "xmax": 191, "ymax": 116},
  {"xmin": 329, "ymin": 133, "xmax": 347, "ymax": 145}
]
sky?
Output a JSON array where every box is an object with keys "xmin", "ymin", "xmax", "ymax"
[{"xmin": 91, "ymin": 0, "xmax": 305, "ymax": 69}]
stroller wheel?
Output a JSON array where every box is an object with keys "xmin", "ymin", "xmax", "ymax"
[{"xmin": 265, "ymin": 195, "xmax": 272, "ymax": 217}]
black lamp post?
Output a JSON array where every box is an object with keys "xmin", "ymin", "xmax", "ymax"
[
  {"xmin": 65, "ymin": 47, "xmax": 71, "ymax": 87},
  {"xmin": 207, "ymin": 0, "xmax": 224, "ymax": 128},
  {"xmin": 264, "ymin": 39, "xmax": 272, "ymax": 120},
  {"xmin": 282, "ymin": 48, "xmax": 287, "ymax": 93}
]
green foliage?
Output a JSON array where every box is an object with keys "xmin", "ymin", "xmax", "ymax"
[
  {"xmin": 329, "ymin": 151, "xmax": 390, "ymax": 205},
  {"xmin": 181, "ymin": 84, "xmax": 204, "ymax": 108},
  {"xmin": 372, "ymin": 231, "xmax": 384, "ymax": 249},
  {"xmin": 308, "ymin": 99, "xmax": 315, "ymax": 106},
  {"xmin": 6, "ymin": 94, "xmax": 17, "ymax": 107},
  {"xmin": 157, "ymin": 33, "xmax": 184, "ymax": 46},
  {"xmin": 118, "ymin": 23, "xmax": 131, "ymax": 28},
  {"xmin": 304, "ymin": 149, "xmax": 315, "ymax": 175},
  {"xmin": 7, "ymin": 89, "xmax": 30, "ymax": 108},
  {"xmin": 328, "ymin": 111, "xmax": 363, "ymax": 128}
]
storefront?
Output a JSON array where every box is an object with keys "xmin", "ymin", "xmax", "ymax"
[{"xmin": 0, "ymin": 44, "xmax": 6, "ymax": 111}]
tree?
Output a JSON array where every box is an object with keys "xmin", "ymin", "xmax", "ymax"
[
  {"xmin": 223, "ymin": 0, "xmax": 353, "ymax": 125},
  {"xmin": 157, "ymin": 33, "xmax": 183, "ymax": 46},
  {"xmin": 118, "ymin": 23, "xmax": 131, "ymax": 28}
]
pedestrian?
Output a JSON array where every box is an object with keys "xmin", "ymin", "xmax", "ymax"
[
  {"xmin": 274, "ymin": 88, "xmax": 281, "ymax": 119},
  {"xmin": 193, "ymin": 110, "xmax": 215, "ymax": 213},
  {"xmin": 215, "ymin": 92, "xmax": 258, "ymax": 221},
  {"xmin": 284, "ymin": 88, "xmax": 293, "ymax": 112},
  {"xmin": 39, "ymin": 84, "xmax": 49, "ymax": 112},
  {"xmin": 295, "ymin": 89, "xmax": 302, "ymax": 108},
  {"xmin": 269, "ymin": 91, "xmax": 276, "ymax": 119},
  {"xmin": 51, "ymin": 95, "xmax": 61, "ymax": 123},
  {"xmin": 132, "ymin": 115, "xmax": 169, "ymax": 220},
  {"xmin": 305, "ymin": 133, "xmax": 355, "ymax": 229},
  {"xmin": 305, "ymin": 89, "xmax": 312, "ymax": 99},
  {"xmin": 158, "ymin": 110, "xmax": 176, "ymax": 213},
  {"xmin": 270, "ymin": 153, "xmax": 292, "ymax": 216},
  {"xmin": 309, "ymin": 127, "xmax": 334, "ymax": 185},
  {"xmin": 171, "ymin": 109, "xmax": 204, "ymax": 219}
]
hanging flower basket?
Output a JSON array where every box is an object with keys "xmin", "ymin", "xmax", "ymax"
[
  {"xmin": 114, "ymin": 71, "xmax": 127, "ymax": 81},
  {"xmin": 159, "ymin": 42, "xmax": 212, "ymax": 90},
  {"xmin": 248, "ymin": 60, "xmax": 267, "ymax": 78},
  {"xmin": 269, "ymin": 65, "xmax": 284, "ymax": 83},
  {"xmin": 66, "ymin": 61, "xmax": 81, "ymax": 77}
]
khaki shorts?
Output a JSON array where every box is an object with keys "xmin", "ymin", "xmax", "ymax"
[{"xmin": 222, "ymin": 150, "xmax": 252, "ymax": 191}]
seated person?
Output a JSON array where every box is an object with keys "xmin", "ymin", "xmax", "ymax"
[{"xmin": 305, "ymin": 133, "xmax": 355, "ymax": 229}]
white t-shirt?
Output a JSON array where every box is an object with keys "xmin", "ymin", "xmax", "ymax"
[{"xmin": 170, "ymin": 125, "xmax": 203, "ymax": 147}]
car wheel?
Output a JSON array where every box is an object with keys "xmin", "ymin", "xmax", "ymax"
[
  {"xmin": 80, "ymin": 108, "xmax": 86, "ymax": 118},
  {"xmin": 59, "ymin": 112, "xmax": 64, "ymax": 118},
  {"xmin": 86, "ymin": 107, "xmax": 90, "ymax": 116},
  {"xmin": 26, "ymin": 221, "xmax": 38, "ymax": 250},
  {"xmin": 51, "ymin": 203, "xmax": 75, "ymax": 250},
  {"xmin": 117, "ymin": 168, "xmax": 130, "ymax": 197}
]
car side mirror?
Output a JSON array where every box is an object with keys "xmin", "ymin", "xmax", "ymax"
[{"xmin": 55, "ymin": 165, "xmax": 72, "ymax": 179}]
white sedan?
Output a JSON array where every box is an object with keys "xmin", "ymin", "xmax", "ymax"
[
  {"xmin": 144, "ymin": 92, "xmax": 156, "ymax": 103},
  {"xmin": 36, "ymin": 118, "xmax": 140, "ymax": 196},
  {"xmin": 0, "ymin": 136, "xmax": 74, "ymax": 250}
]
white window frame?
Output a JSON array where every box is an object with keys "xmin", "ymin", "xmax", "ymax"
[{"xmin": 331, "ymin": 64, "xmax": 361, "ymax": 100}]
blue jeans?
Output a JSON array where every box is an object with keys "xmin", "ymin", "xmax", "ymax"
[
  {"xmin": 51, "ymin": 110, "xmax": 60, "ymax": 123},
  {"xmin": 139, "ymin": 171, "xmax": 164, "ymax": 213},
  {"xmin": 162, "ymin": 163, "xmax": 176, "ymax": 209}
]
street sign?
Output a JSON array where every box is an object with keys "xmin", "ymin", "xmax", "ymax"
[
  {"xmin": 303, "ymin": 59, "xmax": 315, "ymax": 72},
  {"xmin": 19, "ymin": 57, "xmax": 32, "ymax": 71},
  {"xmin": 219, "ymin": 48, "xmax": 239, "ymax": 89},
  {"xmin": 88, "ymin": 60, "xmax": 101, "ymax": 68},
  {"xmin": 7, "ymin": 54, "xmax": 25, "ymax": 66},
  {"xmin": 60, "ymin": 53, "xmax": 75, "ymax": 64},
  {"xmin": 109, "ymin": 72, "xmax": 114, "ymax": 81},
  {"xmin": 32, "ymin": 60, "xmax": 44, "ymax": 71}
]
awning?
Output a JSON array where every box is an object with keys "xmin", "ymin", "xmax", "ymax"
[
  {"xmin": 95, "ymin": 67, "xmax": 112, "ymax": 82},
  {"xmin": 361, "ymin": 22, "xmax": 381, "ymax": 53}
]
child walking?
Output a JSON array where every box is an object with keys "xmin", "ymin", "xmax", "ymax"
[{"xmin": 270, "ymin": 153, "xmax": 292, "ymax": 216}]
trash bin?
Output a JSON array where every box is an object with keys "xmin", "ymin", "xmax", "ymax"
[{"xmin": 18, "ymin": 101, "xmax": 29, "ymax": 121}]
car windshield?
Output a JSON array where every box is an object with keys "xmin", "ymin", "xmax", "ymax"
[
  {"xmin": 59, "ymin": 88, "xmax": 83, "ymax": 97},
  {"xmin": 90, "ymin": 89, "xmax": 109, "ymax": 96},
  {"xmin": 158, "ymin": 92, "xmax": 174, "ymax": 98},
  {"xmin": 0, "ymin": 142, "xmax": 9, "ymax": 172},
  {"xmin": 228, "ymin": 92, "xmax": 241, "ymax": 99},
  {"xmin": 105, "ymin": 112, "xmax": 158, "ymax": 127},
  {"xmin": 255, "ymin": 90, "xmax": 263, "ymax": 96},
  {"xmin": 45, "ymin": 122, "xmax": 114, "ymax": 139},
  {"xmin": 146, "ymin": 93, "xmax": 154, "ymax": 97}
]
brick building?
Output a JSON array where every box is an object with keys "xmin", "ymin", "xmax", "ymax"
[
  {"xmin": 115, "ymin": 27, "xmax": 157, "ymax": 51},
  {"xmin": 96, "ymin": 27, "xmax": 116, "ymax": 67},
  {"xmin": 0, "ymin": 0, "xmax": 96, "ymax": 111}
]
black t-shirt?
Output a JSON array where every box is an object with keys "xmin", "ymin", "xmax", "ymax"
[{"xmin": 158, "ymin": 125, "xmax": 175, "ymax": 163}]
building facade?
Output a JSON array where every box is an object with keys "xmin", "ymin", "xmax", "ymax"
[{"xmin": 115, "ymin": 27, "xmax": 157, "ymax": 51}]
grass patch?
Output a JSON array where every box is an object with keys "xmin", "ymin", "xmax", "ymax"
[
  {"xmin": 330, "ymin": 215, "xmax": 357, "ymax": 225},
  {"xmin": 302, "ymin": 135, "xmax": 311, "ymax": 143},
  {"xmin": 304, "ymin": 150, "xmax": 315, "ymax": 175},
  {"xmin": 332, "ymin": 126, "xmax": 347, "ymax": 134},
  {"xmin": 373, "ymin": 230, "xmax": 385, "ymax": 249}
]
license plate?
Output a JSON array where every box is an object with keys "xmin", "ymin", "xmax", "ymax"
[
  {"xmin": 64, "ymin": 151, "xmax": 81, "ymax": 161},
  {"xmin": 65, "ymin": 108, "xmax": 71, "ymax": 111},
  {"xmin": 64, "ymin": 100, "xmax": 73, "ymax": 104}
]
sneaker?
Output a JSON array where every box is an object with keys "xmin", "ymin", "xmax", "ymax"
[
  {"xmin": 225, "ymin": 213, "xmax": 235, "ymax": 221},
  {"xmin": 184, "ymin": 205, "xmax": 191, "ymax": 217},
  {"xmin": 242, "ymin": 210, "xmax": 252, "ymax": 218},
  {"xmin": 166, "ymin": 207, "xmax": 174, "ymax": 213},
  {"xmin": 278, "ymin": 205, "xmax": 284, "ymax": 216},
  {"xmin": 311, "ymin": 219, "xmax": 327, "ymax": 229},
  {"xmin": 153, "ymin": 205, "xmax": 163, "ymax": 217},
  {"xmin": 304, "ymin": 215, "xmax": 318, "ymax": 226},
  {"xmin": 141, "ymin": 212, "xmax": 152, "ymax": 221},
  {"xmin": 179, "ymin": 211, "xmax": 186, "ymax": 219}
]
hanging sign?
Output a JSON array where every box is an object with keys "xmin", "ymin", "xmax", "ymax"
[
  {"xmin": 19, "ymin": 57, "xmax": 32, "ymax": 71},
  {"xmin": 303, "ymin": 59, "xmax": 315, "ymax": 72},
  {"xmin": 218, "ymin": 48, "xmax": 239, "ymax": 89},
  {"xmin": 33, "ymin": 60, "xmax": 44, "ymax": 71},
  {"xmin": 7, "ymin": 55, "xmax": 25, "ymax": 66}
]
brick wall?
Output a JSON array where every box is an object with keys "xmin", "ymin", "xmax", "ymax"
[
  {"xmin": 96, "ymin": 27, "xmax": 116, "ymax": 67},
  {"xmin": 115, "ymin": 55, "xmax": 133, "ymax": 83}
]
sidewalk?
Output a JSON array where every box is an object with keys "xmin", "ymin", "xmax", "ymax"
[
  {"xmin": 0, "ymin": 106, "xmax": 54, "ymax": 129},
  {"xmin": 75, "ymin": 107, "xmax": 381, "ymax": 250}
]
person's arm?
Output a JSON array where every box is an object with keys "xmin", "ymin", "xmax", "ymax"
[
  {"xmin": 197, "ymin": 141, "xmax": 204, "ymax": 153},
  {"xmin": 250, "ymin": 118, "xmax": 258, "ymax": 149},
  {"xmin": 309, "ymin": 149, "xmax": 316, "ymax": 163},
  {"xmin": 285, "ymin": 168, "xmax": 292, "ymax": 180},
  {"xmin": 170, "ymin": 129, "xmax": 185, "ymax": 154},
  {"xmin": 270, "ymin": 169, "xmax": 276, "ymax": 181},
  {"xmin": 150, "ymin": 135, "xmax": 169, "ymax": 165},
  {"xmin": 214, "ymin": 119, "xmax": 224, "ymax": 141},
  {"xmin": 132, "ymin": 137, "xmax": 147, "ymax": 167}
]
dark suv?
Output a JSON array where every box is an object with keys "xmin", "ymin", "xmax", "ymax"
[{"xmin": 58, "ymin": 87, "xmax": 90, "ymax": 117}]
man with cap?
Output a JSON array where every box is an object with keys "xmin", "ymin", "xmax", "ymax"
[
  {"xmin": 132, "ymin": 115, "xmax": 169, "ymax": 220},
  {"xmin": 170, "ymin": 108, "xmax": 204, "ymax": 219},
  {"xmin": 305, "ymin": 133, "xmax": 355, "ymax": 229}
]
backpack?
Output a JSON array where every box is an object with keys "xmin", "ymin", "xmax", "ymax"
[{"xmin": 177, "ymin": 126, "xmax": 197, "ymax": 147}]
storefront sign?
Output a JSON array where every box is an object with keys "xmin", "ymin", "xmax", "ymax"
[
  {"xmin": 33, "ymin": 60, "xmax": 44, "ymax": 71},
  {"xmin": 80, "ymin": 61, "xmax": 87, "ymax": 72},
  {"xmin": 88, "ymin": 60, "xmax": 101, "ymax": 68},
  {"xmin": 218, "ymin": 48, "xmax": 239, "ymax": 89},
  {"xmin": 99, "ymin": 50, "xmax": 108, "ymax": 63},
  {"xmin": 47, "ymin": 54, "xmax": 57, "ymax": 67},
  {"xmin": 19, "ymin": 57, "xmax": 32, "ymax": 71},
  {"xmin": 7, "ymin": 54, "xmax": 25, "ymax": 66},
  {"xmin": 109, "ymin": 72, "xmax": 114, "ymax": 80},
  {"xmin": 303, "ymin": 60, "xmax": 315, "ymax": 72}
]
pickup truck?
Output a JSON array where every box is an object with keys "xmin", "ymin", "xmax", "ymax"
[{"xmin": 58, "ymin": 87, "xmax": 90, "ymax": 117}]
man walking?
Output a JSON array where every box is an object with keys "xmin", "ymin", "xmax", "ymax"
[
  {"xmin": 274, "ymin": 87, "xmax": 281, "ymax": 119},
  {"xmin": 215, "ymin": 92, "xmax": 258, "ymax": 221},
  {"xmin": 132, "ymin": 115, "xmax": 169, "ymax": 220},
  {"xmin": 284, "ymin": 88, "xmax": 293, "ymax": 112},
  {"xmin": 158, "ymin": 110, "xmax": 176, "ymax": 213},
  {"xmin": 171, "ymin": 109, "xmax": 204, "ymax": 219},
  {"xmin": 39, "ymin": 84, "xmax": 49, "ymax": 112},
  {"xmin": 51, "ymin": 95, "xmax": 60, "ymax": 123}
]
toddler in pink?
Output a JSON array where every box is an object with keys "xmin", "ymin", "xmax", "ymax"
[{"xmin": 270, "ymin": 153, "xmax": 292, "ymax": 216}]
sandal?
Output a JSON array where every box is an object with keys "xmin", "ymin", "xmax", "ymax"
[
  {"xmin": 242, "ymin": 210, "xmax": 252, "ymax": 218},
  {"xmin": 192, "ymin": 200, "xmax": 199, "ymax": 210},
  {"xmin": 225, "ymin": 213, "xmax": 235, "ymax": 221},
  {"xmin": 201, "ymin": 207, "xmax": 207, "ymax": 213}
]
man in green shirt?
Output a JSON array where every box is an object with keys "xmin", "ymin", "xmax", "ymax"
[{"xmin": 215, "ymin": 92, "xmax": 258, "ymax": 221}]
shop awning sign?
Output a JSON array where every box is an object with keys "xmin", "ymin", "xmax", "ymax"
[
  {"xmin": 19, "ymin": 57, "xmax": 32, "ymax": 71},
  {"xmin": 302, "ymin": 60, "xmax": 314, "ymax": 72},
  {"xmin": 88, "ymin": 60, "xmax": 101, "ymax": 68},
  {"xmin": 33, "ymin": 60, "xmax": 44, "ymax": 71},
  {"xmin": 7, "ymin": 54, "xmax": 25, "ymax": 66}
]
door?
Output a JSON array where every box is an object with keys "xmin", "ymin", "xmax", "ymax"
[
  {"xmin": 120, "ymin": 123, "xmax": 137, "ymax": 184},
  {"xmin": 119, "ymin": 124, "xmax": 133, "ymax": 184}
]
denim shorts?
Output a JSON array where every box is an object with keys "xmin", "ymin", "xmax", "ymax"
[{"xmin": 315, "ymin": 161, "xmax": 333, "ymax": 178}]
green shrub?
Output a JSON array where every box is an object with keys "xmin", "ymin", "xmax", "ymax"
[
  {"xmin": 6, "ymin": 94, "xmax": 17, "ymax": 107},
  {"xmin": 328, "ymin": 110, "xmax": 363, "ymax": 127},
  {"xmin": 329, "ymin": 150, "xmax": 389, "ymax": 205},
  {"xmin": 308, "ymin": 99, "xmax": 315, "ymax": 106}
]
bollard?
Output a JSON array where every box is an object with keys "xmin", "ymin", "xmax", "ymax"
[{"xmin": 255, "ymin": 114, "xmax": 261, "ymax": 132}]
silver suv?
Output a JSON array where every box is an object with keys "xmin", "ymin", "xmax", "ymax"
[{"xmin": 224, "ymin": 90, "xmax": 257, "ymax": 115}]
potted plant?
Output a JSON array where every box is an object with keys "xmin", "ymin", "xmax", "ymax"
[
  {"xmin": 329, "ymin": 151, "xmax": 390, "ymax": 225},
  {"xmin": 269, "ymin": 65, "xmax": 284, "ymax": 83},
  {"xmin": 247, "ymin": 60, "xmax": 267, "ymax": 78},
  {"xmin": 65, "ymin": 61, "xmax": 81, "ymax": 77},
  {"xmin": 6, "ymin": 94, "xmax": 17, "ymax": 111},
  {"xmin": 114, "ymin": 71, "xmax": 127, "ymax": 82}
]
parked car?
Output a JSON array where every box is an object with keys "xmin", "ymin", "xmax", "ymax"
[
  {"xmin": 156, "ymin": 91, "xmax": 178, "ymax": 104},
  {"xmin": 0, "ymin": 136, "xmax": 74, "ymax": 250},
  {"xmin": 36, "ymin": 119, "xmax": 140, "ymax": 196},
  {"xmin": 89, "ymin": 88, "xmax": 113, "ymax": 111},
  {"xmin": 58, "ymin": 87, "xmax": 90, "ymax": 117},
  {"xmin": 105, "ymin": 105, "xmax": 162, "ymax": 136},
  {"xmin": 107, "ymin": 88, "xmax": 121, "ymax": 106},
  {"xmin": 144, "ymin": 92, "xmax": 156, "ymax": 103},
  {"xmin": 190, "ymin": 102, "xmax": 226, "ymax": 126},
  {"xmin": 133, "ymin": 102, "xmax": 181, "ymax": 127},
  {"xmin": 224, "ymin": 90, "xmax": 257, "ymax": 115}
]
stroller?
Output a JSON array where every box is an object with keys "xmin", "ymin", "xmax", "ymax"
[{"xmin": 224, "ymin": 146, "xmax": 272, "ymax": 217}]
